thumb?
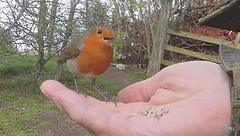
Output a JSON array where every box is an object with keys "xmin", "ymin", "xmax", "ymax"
[{"xmin": 118, "ymin": 76, "xmax": 159, "ymax": 103}]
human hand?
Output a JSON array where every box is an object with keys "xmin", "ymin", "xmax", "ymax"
[{"xmin": 40, "ymin": 61, "xmax": 231, "ymax": 136}]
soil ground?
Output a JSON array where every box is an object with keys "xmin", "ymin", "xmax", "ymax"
[{"xmin": 34, "ymin": 67, "xmax": 135, "ymax": 136}]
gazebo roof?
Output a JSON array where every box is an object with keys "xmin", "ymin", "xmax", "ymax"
[{"xmin": 198, "ymin": 0, "xmax": 240, "ymax": 32}]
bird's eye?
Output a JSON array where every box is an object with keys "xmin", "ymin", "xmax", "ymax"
[{"xmin": 96, "ymin": 29, "xmax": 102, "ymax": 35}]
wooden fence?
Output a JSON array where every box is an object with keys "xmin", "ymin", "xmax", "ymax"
[{"xmin": 161, "ymin": 28, "xmax": 238, "ymax": 66}]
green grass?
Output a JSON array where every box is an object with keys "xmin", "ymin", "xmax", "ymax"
[
  {"xmin": 39, "ymin": 121, "xmax": 52, "ymax": 127},
  {"xmin": 0, "ymin": 54, "xmax": 146, "ymax": 135},
  {"xmin": 59, "ymin": 65, "xmax": 121, "ymax": 100},
  {"xmin": 0, "ymin": 92, "xmax": 60, "ymax": 135},
  {"xmin": 0, "ymin": 55, "xmax": 36, "ymax": 77},
  {"xmin": 0, "ymin": 55, "xmax": 63, "ymax": 135},
  {"xmin": 129, "ymin": 72, "xmax": 147, "ymax": 82},
  {"xmin": 109, "ymin": 65, "xmax": 118, "ymax": 71}
]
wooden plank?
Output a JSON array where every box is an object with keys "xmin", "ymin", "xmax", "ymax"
[
  {"xmin": 164, "ymin": 44, "xmax": 221, "ymax": 63},
  {"xmin": 161, "ymin": 59, "xmax": 176, "ymax": 66},
  {"xmin": 167, "ymin": 29, "xmax": 239, "ymax": 49},
  {"xmin": 233, "ymin": 70, "xmax": 240, "ymax": 100},
  {"xmin": 220, "ymin": 45, "xmax": 240, "ymax": 71}
]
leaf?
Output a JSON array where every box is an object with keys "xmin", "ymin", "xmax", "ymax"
[{"xmin": 138, "ymin": 2, "xmax": 145, "ymax": 9}]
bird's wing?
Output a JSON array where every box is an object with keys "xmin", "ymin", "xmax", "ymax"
[{"xmin": 58, "ymin": 35, "xmax": 86, "ymax": 63}]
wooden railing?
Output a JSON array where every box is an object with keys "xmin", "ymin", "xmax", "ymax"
[{"xmin": 161, "ymin": 29, "xmax": 238, "ymax": 66}]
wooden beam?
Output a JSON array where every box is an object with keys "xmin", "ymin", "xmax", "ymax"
[
  {"xmin": 164, "ymin": 44, "xmax": 221, "ymax": 63},
  {"xmin": 161, "ymin": 59, "xmax": 176, "ymax": 66},
  {"xmin": 167, "ymin": 29, "xmax": 239, "ymax": 49}
]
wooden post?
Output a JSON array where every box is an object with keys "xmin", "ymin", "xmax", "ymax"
[
  {"xmin": 232, "ymin": 70, "xmax": 240, "ymax": 136},
  {"xmin": 219, "ymin": 45, "xmax": 240, "ymax": 136},
  {"xmin": 233, "ymin": 70, "xmax": 240, "ymax": 100}
]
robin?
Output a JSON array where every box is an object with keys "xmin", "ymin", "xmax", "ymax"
[{"xmin": 58, "ymin": 26, "xmax": 116, "ymax": 100}]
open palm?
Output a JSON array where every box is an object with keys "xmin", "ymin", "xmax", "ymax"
[{"xmin": 41, "ymin": 61, "xmax": 231, "ymax": 136}]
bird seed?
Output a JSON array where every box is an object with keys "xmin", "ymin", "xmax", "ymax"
[{"xmin": 140, "ymin": 106, "xmax": 169, "ymax": 119}]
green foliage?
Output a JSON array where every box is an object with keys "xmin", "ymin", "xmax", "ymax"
[
  {"xmin": 127, "ymin": 0, "xmax": 138, "ymax": 10},
  {"xmin": 114, "ymin": 31, "xmax": 127, "ymax": 59},
  {"xmin": 129, "ymin": 72, "xmax": 147, "ymax": 82},
  {"xmin": 37, "ymin": 23, "xmax": 45, "ymax": 30},
  {"xmin": 115, "ymin": 52, "xmax": 121, "ymax": 59},
  {"xmin": 138, "ymin": 2, "xmax": 145, "ymax": 9},
  {"xmin": 0, "ymin": 27, "xmax": 15, "ymax": 55},
  {"xmin": 114, "ymin": 31, "xmax": 127, "ymax": 48},
  {"xmin": 113, "ymin": 11, "xmax": 119, "ymax": 20},
  {"xmin": 82, "ymin": 0, "xmax": 110, "ymax": 28}
]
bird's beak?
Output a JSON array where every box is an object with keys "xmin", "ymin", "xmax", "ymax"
[
  {"xmin": 104, "ymin": 36, "xmax": 115, "ymax": 47},
  {"xmin": 104, "ymin": 36, "xmax": 115, "ymax": 40}
]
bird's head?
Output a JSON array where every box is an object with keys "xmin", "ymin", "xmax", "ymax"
[{"xmin": 87, "ymin": 27, "xmax": 116, "ymax": 47}]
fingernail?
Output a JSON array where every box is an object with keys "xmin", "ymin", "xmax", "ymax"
[{"xmin": 41, "ymin": 89, "xmax": 49, "ymax": 98}]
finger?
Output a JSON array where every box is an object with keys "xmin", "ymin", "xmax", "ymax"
[
  {"xmin": 40, "ymin": 80, "xmax": 230, "ymax": 136},
  {"xmin": 40, "ymin": 80, "xmax": 136, "ymax": 135},
  {"xmin": 118, "ymin": 61, "xmax": 230, "ymax": 104},
  {"xmin": 118, "ymin": 74, "xmax": 162, "ymax": 103},
  {"xmin": 40, "ymin": 80, "xmax": 163, "ymax": 135},
  {"xmin": 40, "ymin": 80, "xmax": 87, "ymax": 111}
]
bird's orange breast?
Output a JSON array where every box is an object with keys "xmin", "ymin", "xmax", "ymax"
[{"xmin": 76, "ymin": 36, "xmax": 113, "ymax": 76}]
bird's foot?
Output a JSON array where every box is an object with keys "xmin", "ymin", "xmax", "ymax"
[
  {"xmin": 81, "ymin": 92, "xmax": 88, "ymax": 99},
  {"xmin": 92, "ymin": 86, "xmax": 118, "ymax": 107},
  {"xmin": 75, "ymin": 87, "xmax": 88, "ymax": 99},
  {"xmin": 112, "ymin": 98, "xmax": 119, "ymax": 107}
]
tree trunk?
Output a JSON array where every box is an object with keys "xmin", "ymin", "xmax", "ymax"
[
  {"xmin": 33, "ymin": 0, "xmax": 47, "ymax": 90},
  {"xmin": 54, "ymin": 61, "xmax": 65, "ymax": 81},
  {"xmin": 33, "ymin": 54, "xmax": 45, "ymax": 89},
  {"xmin": 146, "ymin": 0, "xmax": 172, "ymax": 77},
  {"xmin": 55, "ymin": 0, "xmax": 78, "ymax": 81},
  {"xmin": 112, "ymin": 0, "xmax": 122, "ymax": 62},
  {"xmin": 47, "ymin": 0, "xmax": 59, "ymax": 57}
]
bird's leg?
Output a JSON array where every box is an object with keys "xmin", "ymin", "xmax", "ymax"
[
  {"xmin": 92, "ymin": 78, "xmax": 117, "ymax": 107},
  {"xmin": 73, "ymin": 75, "xmax": 79, "ymax": 92},
  {"xmin": 92, "ymin": 78, "xmax": 108, "ymax": 101},
  {"xmin": 73, "ymin": 75, "xmax": 87, "ymax": 98}
]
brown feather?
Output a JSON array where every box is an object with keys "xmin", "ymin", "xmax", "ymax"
[{"xmin": 58, "ymin": 35, "xmax": 86, "ymax": 63}]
